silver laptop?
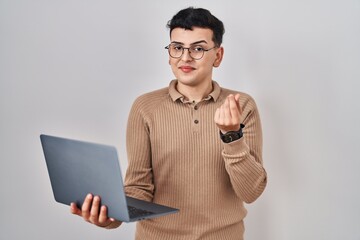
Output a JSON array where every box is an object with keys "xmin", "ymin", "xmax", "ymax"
[{"xmin": 40, "ymin": 134, "xmax": 179, "ymax": 222}]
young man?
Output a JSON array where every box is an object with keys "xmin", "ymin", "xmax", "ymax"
[{"xmin": 71, "ymin": 7, "xmax": 267, "ymax": 240}]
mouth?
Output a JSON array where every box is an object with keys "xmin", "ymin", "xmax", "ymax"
[{"xmin": 179, "ymin": 66, "xmax": 196, "ymax": 73}]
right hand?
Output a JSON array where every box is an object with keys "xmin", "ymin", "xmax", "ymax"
[
  {"xmin": 214, "ymin": 94, "xmax": 242, "ymax": 134},
  {"xmin": 70, "ymin": 193, "xmax": 122, "ymax": 229}
]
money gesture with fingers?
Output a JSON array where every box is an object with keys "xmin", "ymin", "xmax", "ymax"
[{"xmin": 214, "ymin": 94, "xmax": 242, "ymax": 133}]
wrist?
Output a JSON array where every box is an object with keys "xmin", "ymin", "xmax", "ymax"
[
  {"xmin": 105, "ymin": 220, "xmax": 122, "ymax": 229},
  {"xmin": 220, "ymin": 124, "xmax": 245, "ymax": 143}
]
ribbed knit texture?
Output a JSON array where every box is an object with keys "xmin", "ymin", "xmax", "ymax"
[{"xmin": 125, "ymin": 80, "xmax": 267, "ymax": 240}]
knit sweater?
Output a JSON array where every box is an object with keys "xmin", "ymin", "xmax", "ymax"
[{"xmin": 124, "ymin": 80, "xmax": 267, "ymax": 240}]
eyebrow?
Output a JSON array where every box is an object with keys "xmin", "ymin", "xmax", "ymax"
[{"xmin": 170, "ymin": 40, "xmax": 208, "ymax": 45}]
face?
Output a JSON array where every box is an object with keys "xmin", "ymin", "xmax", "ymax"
[{"xmin": 168, "ymin": 27, "xmax": 224, "ymax": 88}]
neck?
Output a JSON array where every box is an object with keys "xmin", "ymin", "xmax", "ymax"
[{"xmin": 176, "ymin": 80, "xmax": 213, "ymax": 102}]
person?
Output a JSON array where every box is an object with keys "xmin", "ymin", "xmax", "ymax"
[{"xmin": 70, "ymin": 7, "xmax": 267, "ymax": 240}]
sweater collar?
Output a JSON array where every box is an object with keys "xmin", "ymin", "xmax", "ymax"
[{"xmin": 168, "ymin": 80, "xmax": 221, "ymax": 103}]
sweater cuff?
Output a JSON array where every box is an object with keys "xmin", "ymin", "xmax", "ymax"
[{"xmin": 222, "ymin": 136, "xmax": 250, "ymax": 157}]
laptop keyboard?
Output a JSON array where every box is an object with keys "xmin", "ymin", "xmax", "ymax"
[{"xmin": 127, "ymin": 205, "xmax": 154, "ymax": 219}]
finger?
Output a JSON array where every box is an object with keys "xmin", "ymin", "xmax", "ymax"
[
  {"xmin": 82, "ymin": 193, "xmax": 93, "ymax": 220},
  {"xmin": 219, "ymin": 104, "xmax": 226, "ymax": 124},
  {"xmin": 214, "ymin": 108, "xmax": 220, "ymax": 123},
  {"xmin": 99, "ymin": 205, "xmax": 111, "ymax": 225},
  {"xmin": 229, "ymin": 95, "xmax": 241, "ymax": 122},
  {"xmin": 70, "ymin": 202, "xmax": 81, "ymax": 216},
  {"xmin": 70, "ymin": 203, "xmax": 80, "ymax": 216},
  {"xmin": 234, "ymin": 94, "xmax": 242, "ymax": 114},
  {"xmin": 89, "ymin": 195, "xmax": 101, "ymax": 223},
  {"xmin": 223, "ymin": 97, "xmax": 231, "ymax": 120}
]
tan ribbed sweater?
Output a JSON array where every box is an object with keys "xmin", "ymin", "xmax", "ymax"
[{"xmin": 125, "ymin": 80, "xmax": 267, "ymax": 240}]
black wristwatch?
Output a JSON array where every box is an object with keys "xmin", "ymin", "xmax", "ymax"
[{"xmin": 220, "ymin": 124, "xmax": 245, "ymax": 143}]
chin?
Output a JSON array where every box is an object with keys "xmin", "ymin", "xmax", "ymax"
[
  {"xmin": 177, "ymin": 78, "xmax": 199, "ymax": 87},
  {"xmin": 174, "ymin": 73, "xmax": 196, "ymax": 84}
]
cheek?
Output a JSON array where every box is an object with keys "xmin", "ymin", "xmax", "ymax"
[
  {"xmin": 198, "ymin": 59, "xmax": 215, "ymax": 71},
  {"xmin": 169, "ymin": 60, "xmax": 179, "ymax": 75},
  {"xmin": 168, "ymin": 56, "xmax": 173, "ymax": 65},
  {"xmin": 169, "ymin": 58, "xmax": 178, "ymax": 69}
]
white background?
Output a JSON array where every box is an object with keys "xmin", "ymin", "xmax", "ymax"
[{"xmin": 1, "ymin": 0, "xmax": 359, "ymax": 239}]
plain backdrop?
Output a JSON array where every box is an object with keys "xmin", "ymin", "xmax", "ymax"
[{"xmin": 1, "ymin": 0, "xmax": 360, "ymax": 239}]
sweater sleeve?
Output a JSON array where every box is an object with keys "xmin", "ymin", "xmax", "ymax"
[
  {"xmin": 124, "ymin": 97, "xmax": 154, "ymax": 202},
  {"xmin": 222, "ymin": 96, "xmax": 267, "ymax": 203}
]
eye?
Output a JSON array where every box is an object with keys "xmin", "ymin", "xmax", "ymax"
[
  {"xmin": 172, "ymin": 45, "xmax": 183, "ymax": 51},
  {"xmin": 191, "ymin": 46, "xmax": 205, "ymax": 52}
]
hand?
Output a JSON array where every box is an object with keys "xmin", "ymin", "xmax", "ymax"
[
  {"xmin": 214, "ymin": 94, "xmax": 242, "ymax": 133},
  {"xmin": 70, "ymin": 193, "xmax": 122, "ymax": 229}
]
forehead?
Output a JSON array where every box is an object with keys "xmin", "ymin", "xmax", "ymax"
[{"xmin": 170, "ymin": 27, "xmax": 214, "ymax": 44}]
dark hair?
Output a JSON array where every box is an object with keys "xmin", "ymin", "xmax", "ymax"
[{"xmin": 167, "ymin": 7, "xmax": 225, "ymax": 47}]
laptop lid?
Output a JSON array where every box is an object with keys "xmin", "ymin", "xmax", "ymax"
[{"xmin": 40, "ymin": 134, "xmax": 178, "ymax": 222}]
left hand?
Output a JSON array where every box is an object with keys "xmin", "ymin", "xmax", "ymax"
[
  {"xmin": 70, "ymin": 194, "xmax": 122, "ymax": 229},
  {"xmin": 214, "ymin": 94, "xmax": 242, "ymax": 133}
]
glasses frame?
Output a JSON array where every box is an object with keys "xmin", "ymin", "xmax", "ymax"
[{"xmin": 165, "ymin": 44, "xmax": 216, "ymax": 60}]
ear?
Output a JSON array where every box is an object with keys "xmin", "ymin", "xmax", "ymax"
[{"xmin": 213, "ymin": 46, "xmax": 224, "ymax": 68}]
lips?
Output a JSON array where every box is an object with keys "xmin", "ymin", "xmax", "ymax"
[{"xmin": 179, "ymin": 66, "xmax": 195, "ymax": 73}]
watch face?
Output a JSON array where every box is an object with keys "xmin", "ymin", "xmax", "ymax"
[
  {"xmin": 226, "ymin": 137, "xmax": 232, "ymax": 143},
  {"xmin": 220, "ymin": 126, "xmax": 244, "ymax": 143},
  {"xmin": 222, "ymin": 132, "xmax": 240, "ymax": 143}
]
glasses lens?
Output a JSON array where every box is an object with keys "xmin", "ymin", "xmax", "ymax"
[
  {"xmin": 168, "ymin": 45, "xmax": 183, "ymax": 58},
  {"xmin": 189, "ymin": 46, "xmax": 204, "ymax": 60}
]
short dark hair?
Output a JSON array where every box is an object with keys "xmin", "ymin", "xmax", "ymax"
[{"xmin": 167, "ymin": 7, "xmax": 225, "ymax": 47}]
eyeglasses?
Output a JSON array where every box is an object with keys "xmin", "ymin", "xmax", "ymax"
[{"xmin": 165, "ymin": 44, "xmax": 216, "ymax": 60}]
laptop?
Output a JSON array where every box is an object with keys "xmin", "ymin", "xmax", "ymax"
[{"xmin": 40, "ymin": 134, "xmax": 179, "ymax": 222}]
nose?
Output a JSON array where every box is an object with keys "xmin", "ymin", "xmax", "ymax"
[{"xmin": 181, "ymin": 48, "xmax": 193, "ymax": 62}]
